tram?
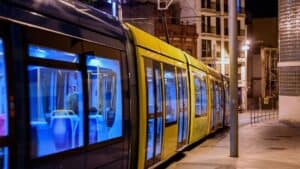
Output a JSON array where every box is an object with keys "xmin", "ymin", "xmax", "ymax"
[{"xmin": 0, "ymin": 1, "xmax": 229, "ymax": 169}]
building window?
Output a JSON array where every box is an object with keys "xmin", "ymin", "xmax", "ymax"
[
  {"xmin": 202, "ymin": 40, "xmax": 212, "ymax": 57},
  {"xmin": 237, "ymin": 20, "xmax": 241, "ymax": 36},
  {"xmin": 201, "ymin": 16, "xmax": 211, "ymax": 33},
  {"xmin": 201, "ymin": 0, "xmax": 211, "ymax": 8},
  {"xmin": 224, "ymin": 19, "xmax": 228, "ymax": 36},
  {"xmin": 224, "ymin": 0, "xmax": 228, "ymax": 12},
  {"xmin": 216, "ymin": 0, "xmax": 221, "ymax": 11},
  {"xmin": 216, "ymin": 17, "xmax": 221, "ymax": 35}
]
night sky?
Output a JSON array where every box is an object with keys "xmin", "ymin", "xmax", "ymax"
[{"xmin": 246, "ymin": 0, "xmax": 278, "ymax": 18}]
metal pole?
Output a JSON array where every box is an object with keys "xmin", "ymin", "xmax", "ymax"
[{"xmin": 229, "ymin": 0, "xmax": 238, "ymax": 157}]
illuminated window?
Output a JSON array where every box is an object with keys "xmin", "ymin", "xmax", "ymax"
[
  {"xmin": 87, "ymin": 55, "xmax": 123, "ymax": 144},
  {"xmin": 194, "ymin": 73, "xmax": 207, "ymax": 117},
  {"xmin": 164, "ymin": 64, "xmax": 177, "ymax": 124},
  {"xmin": 0, "ymin": 147, "xmax": 8, "ymax": 169},
  {"xmin": 28, "ymin": 47, "xmax": 84, "ymax": 158},
  {"xmin": 29, "ymin": 45, "xmax": 79, "ymax": 63},
  {"xmin": 0, "ymin": 38, "xmax": 8, "ymax": 137}
]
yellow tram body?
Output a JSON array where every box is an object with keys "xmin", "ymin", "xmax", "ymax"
[{"xmin": 126, "ymin": 23, "xmax": 225, "ymax": 169}]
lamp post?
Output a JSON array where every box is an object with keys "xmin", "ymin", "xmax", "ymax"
[{"xmin": 241, "ymin": 40, "xmax": 250, "ymax": 111}]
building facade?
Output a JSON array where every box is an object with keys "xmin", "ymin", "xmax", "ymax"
[
  {"xmin": 180, "ymin": 0, "xmax": 247, "ymax": 109},
  {"xmin": 278, "ymin": 0, "xmax": 300, "ymax": 121},
  {"xmin": 180, "ymin": 0, "xmax": 246, "ymax": 76},
  {"xmin": 123, "ymin": 1, "xmax": 198, "ymax": 57}
]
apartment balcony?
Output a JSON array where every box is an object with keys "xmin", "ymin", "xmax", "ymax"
[
  {"xmin": 202, "ymin": 26, "xmax": 219, "ymax": 37},
  {"xmin": 201, "ymin": 2, "xmax": 217, "ymax": 13}
]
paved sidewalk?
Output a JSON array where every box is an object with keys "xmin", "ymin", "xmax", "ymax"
[{"xmin": 167, "ymin": 112, "xmax": 300, "ymax": 169}]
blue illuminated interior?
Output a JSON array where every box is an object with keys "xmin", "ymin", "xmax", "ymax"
[
  {"xmin": 164, "ymin": 68, "xmax": 177, "ymax": 124},
  {"xmin": 178, "ymin": 72, "xmax": 188, "ymax": 143},
  {"xmin": 201, "ymin": 80, "xmax": 207, "ymax": 114},
  {"xmin": 0, "ymin": 39, "xmax": 8, "ymax": 137},
  {"xmin": 146, "ymin": 119, "xmax": 154, "ymax": 160},
  {"xmin": 0, "ymin": 147, "xmax": 8, "ymax": 169},
  {"xmin": 28, "ymin": 65, "xmax": 84, "ymax": 158},
  {"xmin": 87, "ymin": 55, "xmax": 122, "ymax": 144},
  {"xmin": 28, "ymin": 44, "xmax": 79, "ymax": 63},
  {"xmin": 146, "ymin": 67, "xmax": 155, "ymax": 114},
  {"xmin": 194, "ymin": 76, "xmax": 201, "ymax": 116}
]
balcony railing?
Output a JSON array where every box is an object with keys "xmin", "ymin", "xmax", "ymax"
[{"xmin": 202, "ymin": 26, "xmax": 216, "ymax": 34}]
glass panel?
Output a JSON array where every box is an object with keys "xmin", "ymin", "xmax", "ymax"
[
  {"xmin": 177, "ymin": 70, "xmax": 183, "ymax": 142},
  {"xmin": 155, "ymin": 117, "xmax": 162, "ymax": 156},
  {"xmin": 0, "ymin": 39, "xmax": 8, "ymax": 137},
  {"xmin": 194, "ymin": 76, "xmax": 201, "ymax": 116},
  {"xmin": 201, "ymin": 79, "xmax": 207, "ymax": 115},
  {"xmin": 87, "ymin": 55, "xmax": 123, "ymax": 144},
  {"xmin": 0, "ymin": 147, "xmax": 8, "ymax": 169},
  {"xmin": 164, "ymin": 65, "xmax": 177, "ymax": 124},
  {"xmin": 146, "ymin": 119, "xmax": 155, "ymax": 160},
  {"xmin": 182, "ymin": 71, "xmax": 188, "ymax": 140},
  {"xmin": 154, "ymin": 66, "xmax": 162, "ymax": 113},
  {"xmin": 145, "ymin": 61, "xmax": 155, "ymax": 115},
  {"xmin": 29, "ymin": 66, "xmax": 84, "ymax": 158},
  {"xmin": 28, "ymin": 44, "xmax": 79, "ymax": 63}
]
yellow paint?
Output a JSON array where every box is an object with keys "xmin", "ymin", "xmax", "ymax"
[{"xmin": 125, "ymin": 23, "xmax": 224, "ymax": 169}]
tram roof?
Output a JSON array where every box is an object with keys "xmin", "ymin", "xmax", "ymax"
[
  {"xmin": 1, "ymin": 0, "xmax": 125, "ymax": 48},
  {"xmin": 126, "ymin": 23, "xmax": 187, "ymax": 63}
]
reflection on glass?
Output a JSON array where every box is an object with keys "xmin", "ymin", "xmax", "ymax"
[
  {"xmin": 164, "ymin": 66, "xmax": 177, "ymax": 124},
  {"xmin": 155, "ymin": 117, "xmax": 162, "ymax": 156},
  {"xmin": 146, "ymin": 119, "xmax": 154, "ymax": 160},
  {"xmin": 155, "ymin": 68, "xmax": 162, "ymax": 113},
  {"xmin": 0, "ymin": 147, "xmax": 8, "ymax": 169},
  {"xmin": 194, "ymin": 76, "xmax": 201, "ymax": 116},
  {"xmin": 87, "ymin": 56, "xmax": 122, "ymax": 144},
  {"xmin": 146, "ymin": 66, "xmax": 155, "ymax": 114},
  {"xmin": 0, "ymin": 39, "xmax": 8, "ymax": 137},
  {"xmin": 29, "ymin": 45, "xmax": 79, "ymax": 63},
  {"xmin": 201, "ymin": 79, "xmax": 207, "ymax": 114},
  {"xmin": 29, "ymin": 66, "xmax": 84, "ymax": 158},
  {"xmin": 181, "ymin": 72, "xmax": 188, "ymax": 141}
]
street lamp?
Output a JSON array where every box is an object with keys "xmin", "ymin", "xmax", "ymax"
[{"xmin": 241, "ymin": 40, "xmax": 250, "ymax": 110}]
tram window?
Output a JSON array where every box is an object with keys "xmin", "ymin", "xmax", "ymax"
[
  {"xmin": 194, "ymin": 76, "xmax": 202, "ymax": 116},
  {"xmin": 200, "ymin": 78, "xmax": 207, "ymax": 114},
  {"xmin": 29, "ymin": 44, "xmax": 79, "ymax": 63},
  {"xmin": 146, "ymin": 63, "xmax": 155, "ymax": 115},
  {"xmin": 87, "ymin": 55, "xmax": 122, "ymax": 144},
  {"xmin": 0, "ymin": 39, "xmax": 8, "ymax": 137},
  {"xmin": 0, "ymin": 147, "xmax": 8, "ymax": 169},
  {"xmin": 164, "ymin": 65, "xmax": 177, "ymax": 124},
  {"xmin": 155, "ymin": 66, "xmax": 163, "ymax": 113},
  {"xmin": 28, "ymin": 66, "xmax": 84, "ymax": 158},
  {"xmin": 194, "ymin": 74, "xmax": 207, "ymax": 117}
]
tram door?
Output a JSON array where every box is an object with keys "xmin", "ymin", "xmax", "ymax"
[
  {"xmin": 145, "ymin": 59, "xmax": 163, "ymax": 167},
  {"xmin": 177, "ymin": 69, "xmax": 188, "ymax": 148}
]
